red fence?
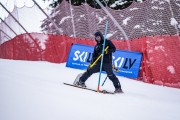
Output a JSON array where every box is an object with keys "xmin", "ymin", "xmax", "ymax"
[{"xmin": 0, "ymin": 33, "xmax": 180, "ymax": 88}]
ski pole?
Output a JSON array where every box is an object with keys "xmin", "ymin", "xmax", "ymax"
[
  {"xmin": 97, "ymin": 20, "xmax": 108, "ymax": 92},
  {"xmin": 101, "ymin": 76, "xmax": 108, "ymax": 86}
]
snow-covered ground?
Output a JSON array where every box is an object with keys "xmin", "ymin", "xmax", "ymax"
[{"xmin": 0, "ymin": 59, "xmax": 180, "ymax": 120}]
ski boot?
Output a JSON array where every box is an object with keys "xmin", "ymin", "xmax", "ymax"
[
  {"xmin": 114, "ymin": 88, "xmax": 123, "ymax": 93},
  {"xmin": 74, "ymin": 80, "xmax": 86, "ymax": 88},
  {"xmin": 76, "ymin": 81, "xmax": 86, "ymax": 88}
]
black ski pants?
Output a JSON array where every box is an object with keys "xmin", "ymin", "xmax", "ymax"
[{"xmin": 80, "ymin": 63, "xmax": 121, "ymax": 89}]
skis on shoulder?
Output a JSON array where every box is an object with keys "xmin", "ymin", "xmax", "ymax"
[{"xmin": 63, "ymin": 82, "xmax": 115, "ymax": 94}]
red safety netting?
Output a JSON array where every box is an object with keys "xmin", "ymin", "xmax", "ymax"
[
  {"xmin": 0, "ymin": 33, "xmax": 180, "ymax": 88},
  {"xmin": 145, "ymin": 35, "xmax": 180, "ymax": 88}
]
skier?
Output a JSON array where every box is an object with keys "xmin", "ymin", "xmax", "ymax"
[{"xmin": 75, "ymin": 31, "xmax": 123, "ymax": 93}]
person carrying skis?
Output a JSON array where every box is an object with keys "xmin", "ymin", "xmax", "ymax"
[{"xmin": 75, "ymin": 31, "xmax": 123, "ymax": 93}]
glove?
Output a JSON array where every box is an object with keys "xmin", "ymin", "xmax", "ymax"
[
  {"xmin": 114, "ymin": 68, "xmax": 119, "ymax": 73},
  {"xmin": 112, "ymin": 65, "xmax": 119, "ymax": 72}
]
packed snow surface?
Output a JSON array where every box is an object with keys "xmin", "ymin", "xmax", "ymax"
[{"xmin": 0, "ymin": 59, "xmax": 180, "ymax": 120}]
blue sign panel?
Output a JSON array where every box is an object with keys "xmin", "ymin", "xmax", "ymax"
[
  {"xmin": 66, "ymin": 44, "xmax": 142, "ymax": 78},
  {"xmin": 112, "ymin": 50, "xmax": 142, "ymax": 78},
  {"xmin": 66, "ymin": 44, "xmax": 94, "ymax": 69}
]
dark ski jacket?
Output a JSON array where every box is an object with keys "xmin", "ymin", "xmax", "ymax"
[{"xmin": 92, "ymin": 31, "xmax": 116, "ymax": 64}]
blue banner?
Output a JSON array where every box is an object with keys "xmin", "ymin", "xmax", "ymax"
[{"xmin": 66, "ymin": 44, "xmax": 142, "ymax": 78}]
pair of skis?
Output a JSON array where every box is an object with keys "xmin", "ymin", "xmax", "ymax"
[
  {"xmin": 63, "ymin": 64, "xmax": 120, "ymax": 94},
  {"xmin": 63, "ymin": 82, "xmax": 114, "ymax": 94}
]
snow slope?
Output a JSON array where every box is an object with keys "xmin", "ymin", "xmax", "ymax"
[{"xmin": 0, "ymin": 59, "xmax": 180, "ymax": 120}]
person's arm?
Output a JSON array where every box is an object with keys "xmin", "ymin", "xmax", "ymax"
[{"xmin": 106, "ymin": 40, "xmax": 116, "ymax": 53}]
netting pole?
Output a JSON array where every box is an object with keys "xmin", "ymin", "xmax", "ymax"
[
  {"xmin": 0, "ymin": 17, "xmax": 18, "ymax": 36},
  {"xmin": 168, "ymin": 0, "xmax": 179, "ymax": 36},
  {"xmin": 69, "ymin": 0, "xmax": 76, "ymax": 37},
  {"xmin": 0, "ymin": 29, "xmax": 12, "ymax": 40}
]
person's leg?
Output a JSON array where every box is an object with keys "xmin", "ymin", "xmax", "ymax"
[
  {"xmin": 103, "ymin": 63, "xmax": 122, "ymax": 90},
  {"xmin": 79, "ymin": 64, "xmax": 100, "ymax": 83}
]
